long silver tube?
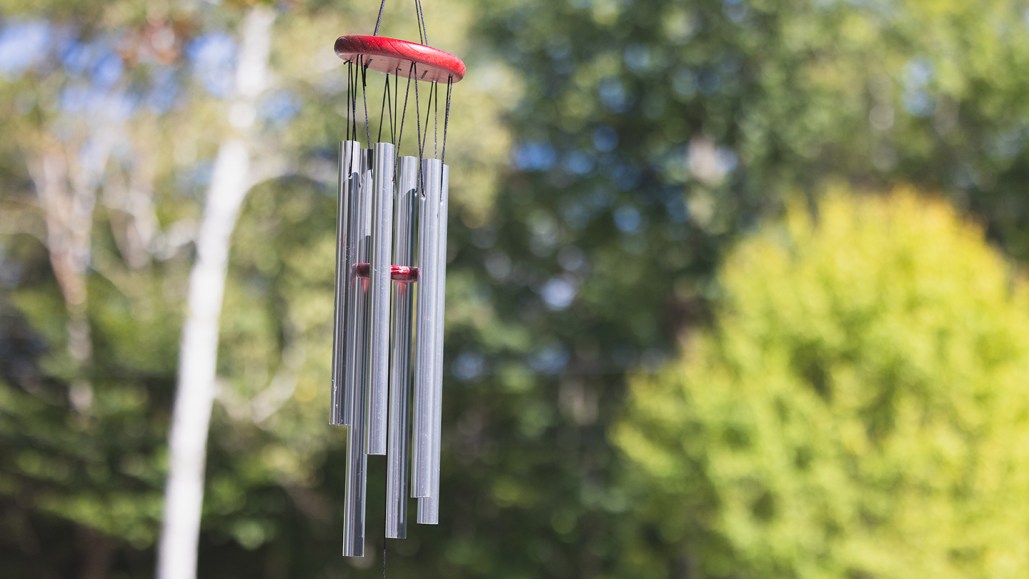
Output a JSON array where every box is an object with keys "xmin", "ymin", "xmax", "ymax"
[
  {"xmin": 331, "ymin": 141, "xmax": 362, "ymax": 426},
  {"xmin": 341, "ymin": 149, "xmax": 373, "ymax": 557},
  {"xmin": 386, "ymin": 156, "xmax": 418, "ymax": 538},
  {"xmin": 418, "ymin": 162, "xmax": 449, "ymax": 524},
  {"xmin": 341, "ymin": 146, "xmax": 371, "ymax": 427},
  {"xmin": 411, "ymin": 160, "xmax": 442, "ymax": 498},
  {"xmin": 367, "ymin": 142, "xmax": 396, "ymax": 455}
]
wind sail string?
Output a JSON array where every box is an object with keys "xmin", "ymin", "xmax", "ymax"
[{"xmin": 329, "ymin": 0, "xmax": 465, "ymax": 559}]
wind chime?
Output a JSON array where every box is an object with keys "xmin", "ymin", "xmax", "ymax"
[{"xmin": 329, "ymin": 0, "xmax": 464, "ymax": 558}]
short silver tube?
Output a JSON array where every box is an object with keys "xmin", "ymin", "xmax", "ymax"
[
  {"xmin": 385, "ymin": 156, "xmax": 418, "ymax": 538},
  {"xmin": 367, "ymin": 142, "xmax": 396, "ymax": 456},
  {"xmin": 418, "ymin": 162, "xmax": 449, "ymax": 525},
  {"xmin": 331, "ymin": 141, "xmax": 361, "ymax": 426},
  {"xmin": 341, "ymin": 149, "xmax": 373, "ymax": 557},
  {"xmin": 411, "ymin": 160, "xmax": 442, "ymax": 498}
]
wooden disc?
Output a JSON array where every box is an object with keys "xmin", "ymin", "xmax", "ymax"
[{"xmin": 334, "ymin": 35, "xmax": 465, "ymax": 83}]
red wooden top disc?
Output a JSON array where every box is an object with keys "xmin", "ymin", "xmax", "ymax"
[{"xmin": 334, "ymin": 35, "xmax": 465, "ymax": 83}]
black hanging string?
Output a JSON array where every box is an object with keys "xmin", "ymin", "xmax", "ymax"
[
  {"xmin": 413, "ymin": 65, "xmax": 424, "ymax": 161},
  {"xmin": 436, "ymin": 79, "xmax": 450, "ymax": 195},
  {"xmin": 345, "ymin": 61, "xmax": 352, "ymax": 142},
  {"xmin": 346, "ymin": 63, "xmax": 351, "ymax": 141},
  {"xmin": 415, "ymin": 0, "xmax": 429, "ymax": 45},
  {"xmin": 413, "ymin": 0, "xmax": 423, "ymax": 44},
  {"xmin": 441, "ymin": 76, "xmax": 453, "ymax": 167},
  {"xmin": 432, "ymin": 81, "xmax": 439, "ymax": 159},
  {"xmin": 389, "ymin": 77, "xmax": 396, "ymax": 144},
  {"xmin": 377, "ymin": 75, "xmax": 392, "ymax": 145},
  {"xmin": 393, "ymin": 68, "xmax": 400, "ymax": 147},
  {"xmin": 373, "ymin": 0, "xmax": 388, "ymax": 35},
  {"xmin": 419, "ymin": 81, "xmax": 435, "ymax": 156},
  {"xmin": 361, "ymin": 56, "xmax": 372, "ymax": 147},
  {"xmin": 354, "ymin": 66, "xmax": 359, "ymax": 141},
  {"xmin": 412, "ymin": 63, "xmax": 426, "ymax": 194},
  {"xmin": 350, "ymin": 62, "xmax": 360, "ymax": 144},
  {"xmin": 397, "ymin": 63, "xmax": 415, "ymax": 155}
]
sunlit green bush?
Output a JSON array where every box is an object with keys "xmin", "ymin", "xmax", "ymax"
[{"xmin": 616, "ymin": 189, "xmax": 1029, "ymax": 579}]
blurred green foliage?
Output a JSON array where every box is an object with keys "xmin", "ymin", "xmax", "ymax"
[
  {"xmin": 616, "ymin": 190, "xmax": 1029, "ymax": 578},
  {"xmin": 457, "ymin": 0, "xmax": 1029, "ymax": 576}
]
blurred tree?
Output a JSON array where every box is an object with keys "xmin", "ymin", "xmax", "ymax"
[
  {"xmin": 448, "ymin": 0, "xmax": 1029, "ymax": 575},
  {"xmin": 1, "ymin": 0, "xmax": 510, "ymax": 577},
  {"xmin": 158, "ymin": 5, "xmax": 276, "ymax": 579},
  {"xmin": 0, "ymin": 3, "xmax": 201, "ymax": 576},
  {"xmin": 616, "ymin": 190, "xmax": 1029, "ymax": 578}
]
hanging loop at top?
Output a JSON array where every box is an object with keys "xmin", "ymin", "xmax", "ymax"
[
  {"xmin": 371, "ymin": 0, "xmax": 430, "ymax": 44},
  {"xmin": 373, "ymin": 0, "xmax": 388, "ymax": 35}
]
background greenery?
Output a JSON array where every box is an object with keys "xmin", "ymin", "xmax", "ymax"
[
  {"xmin": 617, "ymin": 191, "xmax": 1029, "ymax": 578},
  {"xmin": 1, "ymin": 0, "xmax": 1028, "ymax": 577}
]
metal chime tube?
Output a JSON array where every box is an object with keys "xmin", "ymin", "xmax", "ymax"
[
  {"xmin": 418, "ymin": 161, "xmax": 449, "ymax": 524},
  {"xmin": 330, "ymin": 141, "xmax": 362, "ymax": 426},
  {"xmin": 367, "ymin": 142, "xmax": 396, "ymax": 455},
  {"xmin": 386, "ymin": 156, "xmax": 418, "ymax": 538},
  {"xmin": 411, "ymin": 160, "xmax": 442, "ymax": 498},
  {"xmin": 341, "ymin": 149, "xmax": 374, "ymax": 557},
  {"xmin": 342, "ymin": 149, "xmax": 371, "ymax": 428}
]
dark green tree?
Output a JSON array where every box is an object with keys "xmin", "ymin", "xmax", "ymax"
[{"xmin": 447, "ymin": 0, "xmax": 1029, "ymax": 575}]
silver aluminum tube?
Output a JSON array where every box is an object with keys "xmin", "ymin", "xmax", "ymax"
[
  {"xmin": 336, "ymin": 141, "xmax": 365, "ymax": 426},
  {"xmin": 386, "ymin": 156, "xmax": 418, "ymax": 538},
  {"xmin": 418, "ymin": 162, "xmax": 449, "ymax": 525},
  {"xmin": 341, "ymin": 148, "xmax": 371, "ymax": 427},
  {"xmin": 341, "ymin": 149, "xmax": 373, "ymax": 557},
  {"xmin": 411, "ymin": 159, "xmax": 442, "ymax": 498},
  {"xmin": 341, "ymin": 421, "xmax": 368, "ymax": 556},
  {"xmin": 367, "ymin": 142, "xmax": 396, "ymax": 456},
  {"xmin": 331, "ymin": 141, "xmax": 361, "ymax": 425}
]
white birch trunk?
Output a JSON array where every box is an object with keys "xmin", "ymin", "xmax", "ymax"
[
  {"xmin": 29, "ymin": 134, "xmax": 113, "ymax": 414},
  {"xmin": 157, "ymin": 7, "xmax": 276, "ymax": 579},
  {"xmin": 32, "ymin": 147, "xmax": 97, "ymax": 413}
]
